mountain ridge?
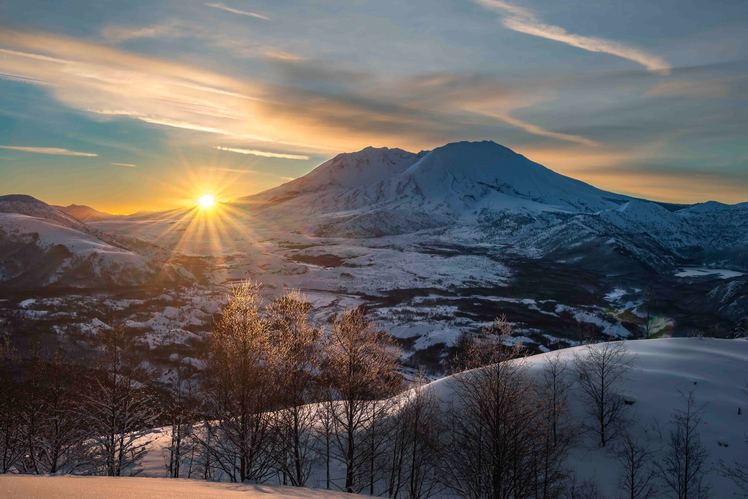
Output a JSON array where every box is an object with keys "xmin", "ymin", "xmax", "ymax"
[{"xmin": 242, "ymin": 140, "xmax": 747, "ymax": 270}]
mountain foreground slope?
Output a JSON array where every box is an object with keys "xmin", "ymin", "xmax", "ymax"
[{"xmin": 122, "ymin": 338, "xmax": 748, "ymax": 497}]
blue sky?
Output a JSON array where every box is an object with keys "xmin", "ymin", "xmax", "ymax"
[{"xmin": 0, "ymin": 0, "xmax": 746, "ymax": 212}]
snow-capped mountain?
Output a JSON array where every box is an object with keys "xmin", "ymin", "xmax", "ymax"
[
  {"xmin": 246, "ymin": 141, "xmax": 747, "ymax": 272},
  {"xmin": 250, "ymin": 141, "xmax": 629, "ymax": 214},
  {"xmin": 0, "ymin": 194, "xmax": 87, "ymax": 229},
  {"xmin": 0, "ymin": 195, "xmax": 185, "ymax": 288}
]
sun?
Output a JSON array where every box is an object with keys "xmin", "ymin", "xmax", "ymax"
[{"xmin": 198, "ymin": 194, "xmax": 216, "ymax": 209}]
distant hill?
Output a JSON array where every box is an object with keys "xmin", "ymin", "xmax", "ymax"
[
  {"xmin": 56, "ymin": 203, "xmax": 116, "ymax": 222},
  {"xmin": 0, "ymin": 194, "xmax": 188, "ymax": 288}
]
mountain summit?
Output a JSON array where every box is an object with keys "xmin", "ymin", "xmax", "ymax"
[
  {"xmin": 244, "ymin": 140, "xmax": 747, "ymax": 270},
  {"xmin": 248, "ymin": 140, "xmax": 629, "ymax": 216}
]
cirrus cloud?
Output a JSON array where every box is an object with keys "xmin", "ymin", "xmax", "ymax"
[
  {"xmin": 205, "ymin": 2, "xmax": 269, "ymax": 21},
  {"xmin": 215, "ymin": 146, "xmax": 310, "ymax": 160},
  {"xmin": 0, "ymin": 145, "xmax": 98, "ymax": 157},
  {"xmin": 475, "ymin": 0, "xmax": 670, "ymax": 75}
]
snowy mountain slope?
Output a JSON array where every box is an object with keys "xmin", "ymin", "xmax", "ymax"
[
  {"xmin": 248, "ymin": 146, "xmax": 419, "ymax": 212},
  {"xmin": 393, "ymin": 141, "xmax": 629, "ymax": 214},
  {"xmin": 0, "ymin": 194, "xmax": 86, "ymax": 229},
  {"xmin": 0, "ymin": 196, "xmax": 189, "ymax": 288},
  {"xmin": 132, "ymin": 338, "xmax": 748, "ymax": 497},
  {"xmin": 244, "ymin": 141, "xmax": 747, "ymax": 271},
  {"xmin": 426, "ymin": 337, "xmax": 748, "ymax": 497},
  {"xmin": 0, "ymin": 213, "xmax": 155, "ymax": 287},
  {"xmin": 248, "ymin": 141, "xmax": 630, "ymax": 216}
]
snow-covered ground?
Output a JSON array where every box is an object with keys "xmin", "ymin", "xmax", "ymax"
[
  {"xmin": 675, "ymin": 266, "xmax": 745, "ymax": 279},
  {"xmin": 0, "ymin": 475, "xmax": 361, "ymax": 498},
  {"xmin": 429, "ymin": 337, "xmax": 748, "ymax": 497},
  {"xmin": 130, "ymin": 338, "xmax": 748, "ymax": 497},
  {"xmin": 0, "ymin": 213, "xmax": 152, "ymax": 285}
]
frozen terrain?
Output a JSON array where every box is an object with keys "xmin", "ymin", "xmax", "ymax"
[
  {"xmin": 3, "ymin": 141, "xmax": 747, "ymax": 371},
  {"xmin": 125, "ymin": 338, "xmax": 748, "ymax": 497},
  {"xmin": 0, "ymin": 475, "xmax": 361, "ymax": 499}
]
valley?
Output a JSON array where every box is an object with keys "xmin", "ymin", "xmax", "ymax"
[{"xmin": 1, "ymin": 141, "xmax": 746, "ymax": 376}]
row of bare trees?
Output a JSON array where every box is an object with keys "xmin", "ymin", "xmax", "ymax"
[
  {"xmin": 1, "ymin": 284, "xmax": 743, "ymax": 498},
  {"xmin": 0, "ymin": 329, "xmax": 159, "ymax": 476}
]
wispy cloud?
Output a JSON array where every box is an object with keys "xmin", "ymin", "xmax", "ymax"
[
  {"xmin": 646, "ymin": 79, "xmax": 729, "ymax": 98},
  {"xmin": 474, "ymin": 109, "xmax": 598, "ymax": 147},
  {"xmin": 0, "ymin": 30, "xmax": 312, "ymax": 150},
  {"xmin": 0, "ymin": 145, "xmax": 98, "ymax": 157},
  {"xmin": 100, "ymin": 23, "xmax": 181, "ymax": 42},
  {"xmin": 215, "ymin": 146, "xmax": 310, "ymax": 160},
  {"xmin": 0, "ymin": 29, "xmax": 599, "ymax": 152},
  {"xmin": 111, "ymin": 162, "xmax": 137, "ymax": 168},
  {"xmin": 212, "ymin": 167, "xmax": 258, "ymax": 174},
  {"xmin": 205, "ymin": 3, "xmax": 269, "ymax": 20},
  {"xmin": 475, "ymin": 0, "xmax": 670, "ymax": 74}
]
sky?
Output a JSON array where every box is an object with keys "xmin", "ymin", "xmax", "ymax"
[{"xmin": 0, "ymin": 0, "xmax": 747, "ymax": 213}]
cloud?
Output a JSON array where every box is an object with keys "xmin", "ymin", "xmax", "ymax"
[
  {"xmin": 205, "ymin": 3, "xmax": 269, "ymax": 20},
  {"xmin": 100, "ymin": 20, "xmax": 305, "ymax": 62},
  {"xmin": 211, "ymin": 167, "xmax": 258, "ymax": 173},
  {"xmin": 475, "ymin": 0, "xmax": 670, "ymax": 74},
  {"xmin": 473, "ymin": 109, "xmax": 598, "ymax": 147},
  {"xmin": 101, "ymin": 23, "xmax": 181, "ymax": 42},
  {"xmin": 0, "ymin": 30, "xmax": 314, "ymax": 150},
  {"xmin": 0, "ymin": 29, "xmax": 600, "ymax": 153},
  {"xmin": 215, "ymin": 146, "xmax": 310, "ymax": 160},
  {"xmin": 646, "ymin": 79, "xmax": 730, "ymax": 98},
  {"xmin": 0, "ymin": 145, "xmax": 98, "ymax": 157},
  {"xmin": 263, "ymin": 62, "xmax": 599, "ymax": 148},
  {"xmin": 112, "ymin": 162, "xmax": 137, "ymax": 168}
]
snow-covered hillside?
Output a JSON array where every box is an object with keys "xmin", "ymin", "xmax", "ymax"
[
  {"xmin": 0, "ymin": 194, "xmax": 86, "ymax": 229},
  {"xmin": 132, "ymin": 338, "xmax": 748, "ymax": 497},
  {"xmin": 428, "ymin": 337, "xmax": 748, "ymax": 497},
  {"xmin": 0, "ymin": 195, "xmax": 184, "ymax": 288},
  {"xmin": 0, "ymin": 475, "xmax": 361, "ymax": 498}
]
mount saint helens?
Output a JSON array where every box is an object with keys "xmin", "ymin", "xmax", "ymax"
[{"xmin": 1, "ymin": 141, "xmax": 746, "ymax": 369}]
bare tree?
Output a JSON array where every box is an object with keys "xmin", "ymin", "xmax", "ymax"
[
  {"xmin": 317, "ymin": 400, "xmax": 335, "ymax": 490},
  {"xmin": 79, "ymin": 325, "xmax": 160, "ymax": 476},
  {"xmin": 200, "ymin": 281, "xmax": 277, "ymax": 483},
  {"xmin": 0, "ymin": 338, "xmax": 23, "ymax": 473},
  {"xmin": 33, "ymin": 351, "xmax": 87, "ymax": 474},
  {"xmin": 574, "ymin": 342, "xmax": 632, "ymax": 447},
  {"xmin": 163, "ymin": 364, "xmax": 197, "ymax": 478},
  {"xmin": 720, "ymin": 381, "xmax": 748, "ymax": 495},
  {"xmin": 659, "ymin": 390, "xmax": 710, "ymax": 499},
  {"xmin": 442, "ymin": 316, "xmax": 545, "ymax": 499},
  {"xmin": 384, "ymin": 373, "xmax": 444, "ymax": 499},
  {"xmin": 532, "ymin": 352, "xmax": 575, "ymax": 498},
  {"xmin": 721, "ymin": 461, "xmax": 748, "ymax": 496},
  {"xmin": 540, "ymin": 352, "xmax": 572, "ymax": 448},
  {"xmin": 320, "ymin": 307, "xmax": 402, "ymax": 493},
  {"xmin": 16, "ymin": 347, "xmax": 46, "ymax": 474},
  {"xmin": 266, "ymin": 291, "xmax": 321, "ymax": 487},
  {"xmin": 616, "ymin": 431, "xmax": 658, "ymax": 499},
  {"xmin": 563, "ymin": 474, "xmax": 607, "ymax": 499}
]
